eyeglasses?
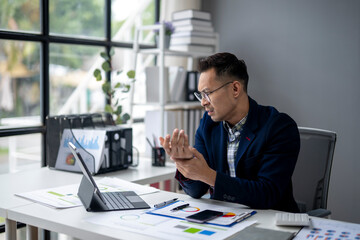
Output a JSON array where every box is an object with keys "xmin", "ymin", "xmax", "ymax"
[{"xmin": 194, "ymin": 82, "xmax": 233, "ymax": 103}]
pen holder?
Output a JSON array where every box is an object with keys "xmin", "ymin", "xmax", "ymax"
[{"xmin": 152, "ymin": 147, "xmax": 166, "ymax": 166}]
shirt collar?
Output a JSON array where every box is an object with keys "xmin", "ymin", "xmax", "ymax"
[{"xmin": 223, "ymin": 115, "xmax": 248, "ymax": 138}]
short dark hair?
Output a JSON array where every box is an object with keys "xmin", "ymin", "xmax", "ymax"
[{"xmin": 198, "ymin": 52, "xmax": 249, "ymax": 92}]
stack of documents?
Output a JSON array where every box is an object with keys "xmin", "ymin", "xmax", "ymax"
[
  {"xmin": 147, "ymin": 200, "xmax": 256, "ymax": 227},
  {"xmin": 170, "ymin": 9, "xmax": 217, "ymax": 53}
]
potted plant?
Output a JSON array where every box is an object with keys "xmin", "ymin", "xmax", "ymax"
[
  {"xmin": 93, "ymin": 48, "xmax": 135, "ymax": 125},
  {"xmin": 154, "ymin": 21, "xmax": 174, "ymax": 49}
]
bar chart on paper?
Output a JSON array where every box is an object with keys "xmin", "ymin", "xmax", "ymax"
[
  {"xmin": 86, "ymin": 210, "xmax": 255, "ymax": 240},
  {"xmin": 153, "ymin": 219, "xmax": 251, "ymax": 239}
]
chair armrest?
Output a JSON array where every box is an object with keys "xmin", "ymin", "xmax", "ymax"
[{"xmin": 307, "ymin": 208, "xmax": 331, "ymax": 218}]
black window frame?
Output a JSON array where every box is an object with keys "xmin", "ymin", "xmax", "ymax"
[{"xmin": 0, "ymin": 0, "xmax": 160, "ymax": 168}]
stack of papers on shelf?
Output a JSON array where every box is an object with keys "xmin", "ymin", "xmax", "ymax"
[
  {"xmin": 172, "ymin": 9, "xmax": 211, "ymax": 21},
  {"xmin": 15, "ymin": 177, "xmax": 159, "ymax": 209},
  {"xmin": 147, "ymin": 200, "xmax": 256, "ymax": 227},
  {"xmin": 170, "ymin": 9, "xmax": 217, "ymax": 53}
]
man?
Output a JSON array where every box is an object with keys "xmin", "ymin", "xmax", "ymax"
[{"xmin": 159, "ymin": 52, "xmax": 300, "ymax": 212}]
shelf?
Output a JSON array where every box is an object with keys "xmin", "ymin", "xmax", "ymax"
[
  {"xmin": 132, "ymin": 101, "xmax": 202, "ymax": 110},
  {"xmin": 131, "ymin": 23, "xmax": 217, "ymax": 136},
  {"xmin": 137, "ymin": 48, "xmax": 212, "ymax": 58}
]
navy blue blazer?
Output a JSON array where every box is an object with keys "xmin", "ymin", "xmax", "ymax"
[{"xmin": 176, "ymin": 97, "xmax": 300, "ymax": 212}]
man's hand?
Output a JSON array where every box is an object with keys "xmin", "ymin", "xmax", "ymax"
[
  {"xmin": 159, "ymin": 129, "xmax": 193, "ymax": 160},
  {"xmin": 174, "ymin": 147, "xmax": 216, "ymax": 187}
]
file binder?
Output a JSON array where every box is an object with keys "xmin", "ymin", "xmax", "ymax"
[{"xmin": 46, "ymin": 113, "xmax": 135, "ymax": 174}]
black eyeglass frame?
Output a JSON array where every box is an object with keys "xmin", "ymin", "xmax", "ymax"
[{"xmin": 194, "ymin": 81, "xmax": 234, "ymax": 103}]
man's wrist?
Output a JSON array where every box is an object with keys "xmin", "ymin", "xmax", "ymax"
[{"xmin": 202, "ymin": 169, "xmax": 216, "ymax": 187}]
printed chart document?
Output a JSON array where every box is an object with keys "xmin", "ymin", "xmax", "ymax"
[
  {"xmin": 15, "ymin": 177, "xmax": 159, "ymax": 209},
  {"xmin": 147, "ymin": 200, "xmax": 256, "ymax": 227},
  {"xmin": 294, "ymin": 217, "xmax": 360, "ymax": 240},
  {"xmin": 97, "ymin": 177, "xmax": 160, "ymax": 196},
  {"xmin": 15, "ymin": 184, "xmax": 81, "ymax": 209},
  {"xmin": 86, "ymin": 209, "xmax": 256, "ymax": 240},
  {"xmin": 55, "ymin": 129, "xmax": 106, "ymax": 174}
]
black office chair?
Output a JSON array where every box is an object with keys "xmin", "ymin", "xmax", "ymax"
[{"xmin": 292, "ymin": 127, "xmax": 336, "ymax": 218}]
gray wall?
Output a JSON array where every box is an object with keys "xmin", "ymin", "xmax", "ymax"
[{"xmin": 203, "ymin": 0, "xmax": 360, "ymax": 223}]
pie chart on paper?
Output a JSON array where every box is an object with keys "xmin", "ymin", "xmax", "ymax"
[{"xmin": 222, "ymin": 212, "xmax": 236, "ymax": 217}]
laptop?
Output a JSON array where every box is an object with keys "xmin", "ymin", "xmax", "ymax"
[{"xmin": 68, "ymin": 142, "xmax": 150, "ymax": 212}]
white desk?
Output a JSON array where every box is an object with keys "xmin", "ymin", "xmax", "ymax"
[
  {"xmin": 0, "ymin": 157, "xmax": 176, "ymax": 240},
  {"xmin": 7, "ymin": 190, "xmax": 300, "ymax": 240}
]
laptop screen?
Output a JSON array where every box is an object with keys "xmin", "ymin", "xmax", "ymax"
[{"xmin": 68, "ymin": 142, "xmax": 104, "ymax": 201}]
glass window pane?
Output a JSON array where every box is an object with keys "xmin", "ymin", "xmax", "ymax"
[
  {"xmin": 49, "ymin": 43, "xmax": 105, "ymax": 115},
  {"xmin": 110, "ymin": 48, "xmax": 136, "ymax": 119},
  {"xmin": 112, "ymin": 0, "xmax": 156, "ymax": 44},
  {"xmin": 0, "ymin": 40, "xmax": 41, "ymax": 129},
  {"xmin": 49, "ymin": 0, "xmax": 105, "ymax": 39},
  {"xmin": 0, "ymin": 0, "xmax": 40, "ymax": 33},
  {"xmin": 0, "ymin": 134, "xmax": 41, "ymax": 174}
]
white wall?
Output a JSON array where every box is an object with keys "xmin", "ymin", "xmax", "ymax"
[{"xmin": 203, "ymin": 0, "xmax": 360, "ymax": 223}]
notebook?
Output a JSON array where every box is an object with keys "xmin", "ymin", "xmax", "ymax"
[{"xmin": 68, "ymin": 142, "xmax": 150, "ymax": 212}]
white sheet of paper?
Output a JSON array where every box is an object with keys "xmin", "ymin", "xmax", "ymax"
[
  {"xmin": 15, "ymin": 177, "xmax": 159, "ymax": 209},
  {"xmin": 15, "ymin": 184, "xmax": 82, "ymax": 209},
  {"xmin": 96, "ymin": 177, "xmax": 160, "ymax": 195},
  {"xmin": 85, "ymin": 209, "xmax": 256, "ymax": 240},
  {"xmin": 294, "ymin": 217, "xmax": 360, "ymax": 239}
]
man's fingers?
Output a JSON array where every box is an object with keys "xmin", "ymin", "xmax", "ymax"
[
  {"xmin": 189, "ymin": 147, "xmax": 202, "ymax": 160},
  {"xmin": 170, "ymin": 128, "xmax": 179, "ymax": 147},
  {"xmin": 183, "ymin": 133, "xmax": 189, "ymax": 148},
  {"xmin": 178, "ymin": 130, "xmax": 186, "ymax": 146},
  {"xmin": 161, "ymin": 134, "xmax": 171, "ymax": 154},
  {"xmin": 159, "ymin": 137, "xmax": 165, "ymax": 146}
]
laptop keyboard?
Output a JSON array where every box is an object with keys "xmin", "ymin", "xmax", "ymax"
[{"xmin": 102, "ymin": 192, "xmax": 135, "ymax": 210}]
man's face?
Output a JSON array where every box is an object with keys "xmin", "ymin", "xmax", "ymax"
[{"xmin": 198, "ymin": 68, "xmax": 239, "ymax": 122}]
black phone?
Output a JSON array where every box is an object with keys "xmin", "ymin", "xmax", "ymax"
[{"xmin": 185, "ymin": 209, "xmax": 223, "ymax": 223}]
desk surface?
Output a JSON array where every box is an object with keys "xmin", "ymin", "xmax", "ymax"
[
  {"xmin": 0, "ymin": 157, "xmax": 175, "ymax": 218},
  {"xmin": 104, "ymin": 157, "xmax": 176, "ymax": 185},
  {"xmin": 7, "ymin": 190, "xmax": 299, "ymax": 240},
  {"xmin": 1, "ymin": 160, "xmax": 300, "ymax": 240}
]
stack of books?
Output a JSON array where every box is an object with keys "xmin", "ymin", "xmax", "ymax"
[{"xmin": 169, "ymin": 9, "xmax": 217, "ymax": 53}]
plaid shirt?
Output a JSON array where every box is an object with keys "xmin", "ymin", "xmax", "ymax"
[{"xmin": 223, "ymin": 115, "xmax": 247, "ymax": 177}]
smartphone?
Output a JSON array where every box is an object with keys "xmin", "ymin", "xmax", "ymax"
[{"xmin": 185, "ymin": 209, "xmax": 223, "ymax": 223}]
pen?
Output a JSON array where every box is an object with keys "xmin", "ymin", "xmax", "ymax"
[
  {"xmin": 171, "ymin": 203, "xmax": 190, "ymax": 212},
  {"xmin": 154, "ymin": 198, "xmax": 178, "ymax": 208},
  {"xmin": 235, "ymin": 212, "xmax": 252, "ymax": 222},
  {"xmin": 146, "ymin": 137, "xmax": 154, "ymax": 148}
]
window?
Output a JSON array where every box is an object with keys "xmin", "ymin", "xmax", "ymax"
[
  {"xmin": 0, "ymin": 0, "xmax": 158, "ymax": 174},
  {"xmin": 0, "ymin": 0, "xmax": 40, "ymax": 33},
  {"xmin": 49, "ymin": 0, "xmax": 105, "ymax": 39},
  {"xmin": 49, "ymin": 44, "xmax": 104, "ymax": 115},
  {"xmin": 0, "ymin": 134, "xmax": 41, "ymax": 174},
  {"xmin": 0, "ymin": 40, "xmax": 41, "ymax": 128}
]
